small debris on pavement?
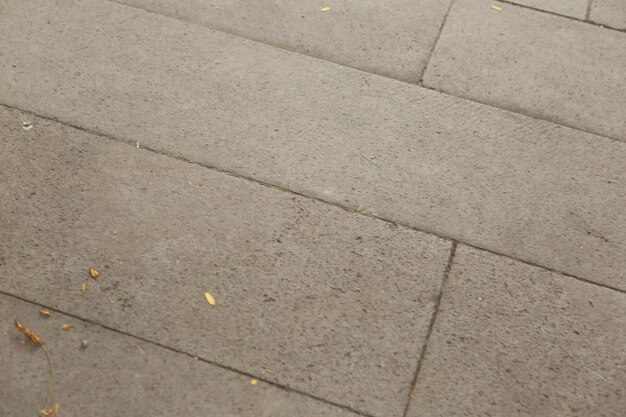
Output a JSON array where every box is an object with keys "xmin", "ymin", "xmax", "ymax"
[
  {"xmin": 39, "ymin": 309, "xmax": 52, "ymax": 318},
  {"xmin": 204, "ymin": 291, "xmax": 216, "ymax": 305},
  {"xmin": 62, "ymin": 324, "xmax": 72, "ymax": 330},
  {"xmin": 136, "ymin": 142, "xmax": 140, "ymax": 148},
  {"xmin": 15, "ymin": 320, "xmax": 42, "ymax": 345},
  {"xmin": 361, "ymin": 154, "xmax": 379, "ymax": 168},
  {"xmin": 320, "ymin": 6, "xmax": 330, "ymax": 12},
  {"xmin": 40, "ymin": 403, "xmax": 60, "ymax": 417},
  {"xmin": 89, "ymin": 267, "xmax": 100, "ymax": 279},
  {"xmin": 81, "ymin": 340, "xmax": 89, "ymax": 349},
  {"xmin": 80, "ymin": 280, "xmax": 87, "ymax": 294},
  {"xmin": 128, "ymin": 342, "xmax": 144, "ymax": 354},
  {"xmin": 491, "ymin": 4, "xmax": 502, "ymax": 11},
  {"xmin": 22, "ymin": 121, "xmax": 33, "ymax": 131},
  {"xmin": 250, "ymin": 379, "xmax": 258, "ymax": 385},
  {"xmin": 15, "ymin": 321, "xmax": 57, "ymax": 415}
]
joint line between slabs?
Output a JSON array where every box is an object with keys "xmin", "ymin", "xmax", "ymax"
[
  {"xmin": 2, "ymin": 102, "xmax": 625, "ymax": 299},
  {"xmin": 401, "ymin": 242, "xmax": 457, "ymax": 417},
  {"xmin": 0, "ymin": 290, "xmax": 375, "ymax": 417}
]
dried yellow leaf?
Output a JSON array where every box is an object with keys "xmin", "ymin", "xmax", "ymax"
[
  {"xmin": 491, "ymin": 4, "xmax": 502, "ymax": 11},
  {"xmin": 204, "ymin": 292, "xmax": 216, "ymax": 305},
  {"xmin": 15, "ymin": 320, "xmax": 42, "ymax": 345},
  {"xmin": 250, "ymin": 379, "xmax": 258, "ymax": 385},
  {"xmin": 320, "ymin": 6, "xmax": 330, "ymax": 12},
  {"xmin": 39, "ymin": 309, "xmax": 51, "ymax": 318},
  {"xmin": 89, "ymin": 267, "xmax": 100, "ymax": 279},
  {"xmin": 62, "ymin": 324, "xmax": 72, "ymax": 330},
  {"xmin": 81, "ymin": 280, "xmax": 87, "ymax": 294}
]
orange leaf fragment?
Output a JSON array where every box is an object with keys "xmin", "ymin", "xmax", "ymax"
[
  {"xmin": 39, "ymin": 309, "xmax": 51, "ymax": 318},
  {"xmin": 15, "ymin": 320, "xmax": 42, "ymax": 345},
  {"xmin": 62, "ymin": 324, "xmax": 72, "ymax": 330},
  {"xmin": 89, "ymin": 267, "xmax": 100, "ymax": 279}
]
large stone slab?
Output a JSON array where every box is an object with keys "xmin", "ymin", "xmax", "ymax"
[
  {"xmin": 0, "ymin": 106, "xmax": 452, "ymax": 417},
  {"xmin": 0, "ymin": 294, "xmax": 359, "ymax": 417},
  {"xmin": 423, "ymin": 0, "xmax": 626, "ymax": 141},
  {"xmin": 590, "ymin": 0, "xmax": 626, "ymax": 30},
  {"xmin": 115, "ymin": 0, "xmax": 451, "ymax": 83},
  {"xmin": 1, "ymin": 0, "xmax": 625, "ymax": 290},
  {"xmin": 407, "ymin": 245, "xmax": 626, "ymax": 417},
  {"xmin": 507, "ymin": 0, "xmax": 588, "ymax": 18}
]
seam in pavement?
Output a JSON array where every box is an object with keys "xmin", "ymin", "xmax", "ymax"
[
  {"xmin": 103, "ymin": 0, "xmax": 624, "ymax": 144},
  {"xmin": 401, "ymin": 242, "xmax": 457, "ymax": 417},
  {"xmin": 498, "ymin": 0, "xmax": 625, "ymax": 32},
  {"xmin": 3, "ymin": 102, "xmax": 625, "ymax": 299},
  {"xmin": 0, "ymin": 289, "xmax": 374, "ymax": 417},
  {"xmin": 585, "ymin": 0, "xmax": 594, "ymax": 21},
  {"xmin": 417, "ymin": 0, "xmax": 455, "ymax": 84},
  {"xmin": 419, "ymin": 84, "xmax": 625, "ymax": 144}
]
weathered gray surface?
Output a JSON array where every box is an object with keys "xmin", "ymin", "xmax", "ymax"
[
  {"xmin": 407, "ymin": 245, "xmax": 626, "ymax": 417},
  {"xmin": 0, "ymin": 294, "xmax": 357, "ymax": 417},
  {"xmin": 508, "ymin": 0, "xmax": 588, "ymax": 18},
  {"xmin": 1, "ymin": 0, "xmax": 625, "ymax": 290},
  {"xmin": 423, "ymin": 0, "xmax": 626, "ymax": 141},
  {"xmin": 115, "ymin": 0, "xmax": 451, "ymax": 83},
  {"xmin": 590, "ymin": 0, "xmax": 626, "ymax": 29},
  {"xmin": 0, "ymin": 106, "xmax": 452, "ymax": 417}
]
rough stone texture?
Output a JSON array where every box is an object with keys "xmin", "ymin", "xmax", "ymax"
[
  {"xmin": 423, "ymin": 0, "xmax": 626, "ymax": 141},
  {"xmin": 590, "ymin": 0, "xmax": 626, "ymax": 30},
  {"xmin": 0, "ymin": 106, "xmax": 452, "ymax": 417},
  {"xmin": 115, "ymin": 0, "xmax": 452, "ymax": 83},
  {"xmin": 0, "ymin": 0, "xmax": 625, "ymax": 291},
  {"xmin": 0, "ymin": 294, "xmax": 358, "ymax": 417},
  {"xmin": 506, "ymin": 0, "xmax": 589, "ymax": 18},
  {"xmin": 407, "ymin": 245, "xmax": 626, "ymax": 417}
]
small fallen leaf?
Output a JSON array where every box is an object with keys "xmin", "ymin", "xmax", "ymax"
[
  {"xmin": 491, "ymin": 4, "xmax": 502, "ymax": 11},
  {"xmin": 62, "ymin": 324, "xmax": 72, "ymax": 330},
  {"xmin": 320, "ymin": 6, "xmax": 330, "ymax": 12},
  {"xmin": 250, "ymin": 379, "xmax": 258, "ymax": 385},
  {"xmin": 39, "ymin": 309, "xmax": 51, "ymax": 318},
  {"xmin": 15, "ymin": 320, "xmax": 42, "ymax": 345},
  {"xmin": 89, "ymin": 267, "xmax": 100, "ymax": 279},
  {"xmin": 204, "ymin": 292, "xmax": 216, "ymax": 305},
  {"xmin": 81, "ymin": 280, "xmax": 87, "ymax": 294}
]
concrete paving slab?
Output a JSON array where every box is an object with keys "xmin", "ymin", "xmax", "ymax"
[
  {"xmin": 407, "ymin": 245, "xmax": 626, "ymax": 417},
  {"xmin": 0, "ymin": 294, "xmax": 358, "ymax": 417},
  {"xmin": 0, "ymin": 106, "xmax": 452, "ymax": 417},
  {"xmin": 115, "ymin": 0, "xmax": 451, "ymax": 83},
  {"xmin": 423, "ymin": 0, "xmax": 626, "ymax": 141},
  {"xmin": 507, "ymin": 0, "xmax": 589, "ymax": 18},
  {"xmin": 1, "ymin": 0, "xmax": 625, "ymax": 290},
  {"xmin": 590, "ymin": 0, "xmax": 626, "ymax": 30}
]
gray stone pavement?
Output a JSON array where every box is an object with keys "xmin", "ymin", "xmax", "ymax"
[
  {"xmin": 1, "ymin": 294, "xmax": 357, "ymax": 417},
  {"xmin": 423, "ymin": 0, "xmax": 626, "ymax": 141},
  {"xmin": 1, "ymin": 0, "xmax": 625, "ymax": 416},
  {"xmin": 590, "ymin": 0, "xmax": 626, "ymax": 29}
]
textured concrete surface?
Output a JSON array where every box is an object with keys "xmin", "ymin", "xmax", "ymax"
[
  {"xmin": 0, "ymin": 106, "xmax": 452, "ymax": 417},
  {"xmin": 508, "ymin": 0, "xmax": 589, "ymax": 18},
  {"xmin": 590, "ymin": 0, "xmax": 626, "ymax": 29},
  {"xmin": 0, "ymin": 294, "xmax": 358, "ymax": 417},
  {"xmin": 1, "ymin": 0, "xmax": 625, "ymax": 290},
  {"xmin": 116, "ymin": 0, "xmax": 451, "ymax": 83},
  {"xmin": 407, "ymin": 245, "xmax": 626, "ymax": 417},
  {"xmin": 423, "ymin": 0, "xmax": 626, "ymax": 141}
]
